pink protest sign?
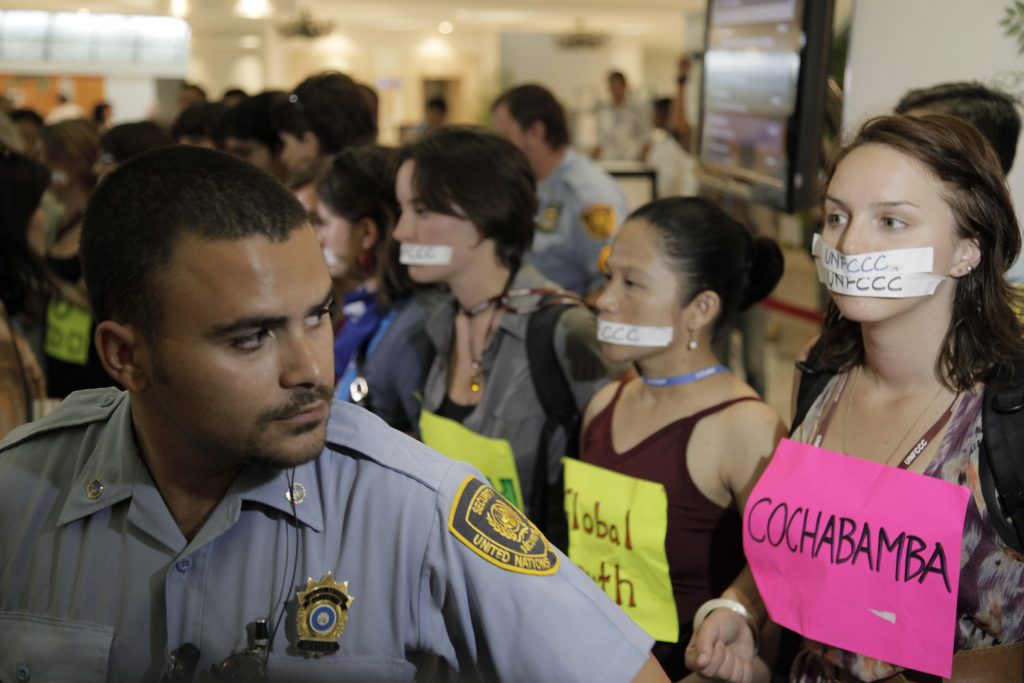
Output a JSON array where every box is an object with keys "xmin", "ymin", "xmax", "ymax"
[{"xmin": 744, "ymin": 438, "xmax": 970, "ymax": 678}]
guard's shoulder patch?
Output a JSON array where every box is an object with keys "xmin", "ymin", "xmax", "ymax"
[
  {"xmin": 448, "ymin": 476, "xmax": 559, "ymax": 575},
  {"xmin": 581, "ymin": 203, "xmax": 616, "ymax": 242}
]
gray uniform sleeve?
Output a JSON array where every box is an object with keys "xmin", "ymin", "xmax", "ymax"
[{"xmin": 416, "ymin": 466, "xmax": 654, "ymax": 682}]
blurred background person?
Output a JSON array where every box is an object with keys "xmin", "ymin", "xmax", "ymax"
[
  {"xmin": 271, "ymin": 71, "xmax": 377, "ymax": 174},
  {"xmin": 220, "ymin": 87, "xmax": 247, "ymax": 108},
  {"xmin": 492, "ymin": 83, "xmax": 629, "ymax": 296},
  {"xmin": 219, "ymin": 90, "xmax": 289, "ymax": 180},
  {"xmin": 316, "ymin": 144, "xmax": 439, "ymax": 431},
  {"xmin": 39, "ymin": 118, "xmax": 108, "ymax": 398},
  {"xmin": 0, "ymin": 149, "xmax": 54, "ymax": 436},
  {"xmin": 94, "ymin": 120, "xmax": 172, "ymax": 179},
  {"xmin": 9, "ymin": 108, "xmax": 44, "ymax": 161},
  {"xmin": 172, "ymin": 101, "xmax": 225, "ymax": 148},
  {"xmin": 593, "ymin": 70, "xmax": 650, "ymax": 162},
  {"xmin": 644, "ymin": 98, "xmax": 696, "ymax": 198}
]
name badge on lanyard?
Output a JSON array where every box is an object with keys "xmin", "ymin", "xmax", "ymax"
[
  {"xmin": 743, "ymin": 439, "xmax": 969, "ymax": 678},
  {"xmin": 563, "ymin": 458, "xmax": 678, "ymax": 643},
  {"xmin": 419, "ymin": 410, "xmax": 524, "ymax": 510}
]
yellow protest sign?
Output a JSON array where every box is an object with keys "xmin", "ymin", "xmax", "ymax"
[
  {"xmin": 44, "ymin": 299, "xmax": 93, "ymax": 365},
  {"xmin": 419, "ymin": 411, "xmax": 524, "ymax": 510},
  {"xmin": 563, "ymin": 458, "xmax": 678, "ymax": 642}
]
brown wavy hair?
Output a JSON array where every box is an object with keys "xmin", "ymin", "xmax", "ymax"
[{"xmin": 816, "ymin": 114, "xmax": 1024, "ymax": 390}]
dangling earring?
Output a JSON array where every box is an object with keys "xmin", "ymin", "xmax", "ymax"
[
  {"xmin": 687, "ymin": 331, "xmax": 698, "ymax": 352},
  {"xmin": 358, "ymin": 249, "xmax": 375, "ymax": 274}
]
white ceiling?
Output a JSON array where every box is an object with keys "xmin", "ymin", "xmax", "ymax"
[{"xmin": 0, "ymin": 0, "xmax": 704, "ymax": 42}]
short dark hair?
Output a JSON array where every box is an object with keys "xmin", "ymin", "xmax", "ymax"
[
  {"xmin": 219, "ymin": 91, "xmax": 286, "ymax": 153},
  {"xmin": 0, "ymin": 149, "xmax": 53, "ymax": 318},
  {"xmin": 81, "ymin": 145, "xmax": 308, "ymax": 335},
  {"xmin": 817, "ymin": 114, "xmax": 1024, "ymax": 390},
  {"xmin": 222, "ymin": 88, "xmax": 247, "ymax": 101},
  {"xmin": 181, "ymin": 82, "xmax": 207, "ymax": 100},
  {"xmin": 491, "ymin": 84, "xmax": 570, "ymax": 150},
  {"xmin": 272, "ymin": 71, "xmax": 377, "ymax": 155},
  {"xmin": 426, "ymin": 96, "xmax": 448, "ymax": 114},
  {"xmin": 628, "ymin": 197, "xmax": 784, "ymax": 342},
  {"xmin": 895, "ymin": 81, "xmax": 1021, "ymax": 173},
  {"xmin": 317, "ymin": 145, "xmax": 413, "ymax": 306},
  {"xmin": 171, "ymin": 102, "xmax": 227, "ymax": 145},
  {"xmin": 397, "ymin": 126, "xmax": 536, "ymax": 273},
  {"xmin": 608, "ymin": 71, "xmax": 626, "ymax": 85},
  {"xmin": 100, "ymin": 120, "xmax": 172, "ymax": 164},
  {"xmin": 9, "ymin": 108, "xmax": 43, "ymax": 128}
]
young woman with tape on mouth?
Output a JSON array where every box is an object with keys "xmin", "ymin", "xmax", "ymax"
[
  {"xmin": 315, "ymin": 145, "xmax": 439, "ymax": 433},
  {"xmin": 578, "ymin": 196, "xmax": 786, "ymax": 680},
  {"xmin": 392, "ymin": 127, "xmax": 621, "ymax": 546},
  {"xmin": 688, "ymin": 115, "xmax": 1024, "ymax": 682}
]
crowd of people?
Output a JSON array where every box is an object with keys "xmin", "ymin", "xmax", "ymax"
[{"xmin": 0, "ymin": 65, "xmax": 1022, "ymax": 683}]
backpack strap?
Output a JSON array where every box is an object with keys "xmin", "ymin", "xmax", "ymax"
[
  {"xmin": 790, "ymin": 339, "xmax": 838, "ymax": 436},
  {"xmin": 980, "ymin": 360, "xmax": 1024, "ymax": 553},
  {"xmin": 525, "ymin": 295, "xmax": 584, "ymax": 550}
]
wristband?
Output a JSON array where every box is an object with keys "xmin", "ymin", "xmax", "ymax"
[{"xmin": 692, "ymin": 598, "xmax": 760, "ymax": 654}]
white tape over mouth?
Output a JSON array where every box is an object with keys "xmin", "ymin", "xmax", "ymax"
[
  {"xmin": 400, "ymin": 244, "xmax": 453, "ymax": 266},
  {"xmin": 596, "ymin": 319, "xmax": 674, "ymax": 347},
  {"xmin": 812, "ymin": 234, "xmax": 945, "ymax": 298}
]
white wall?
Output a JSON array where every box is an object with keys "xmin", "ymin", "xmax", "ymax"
[{"xmin": 843, "ymin": 0, "xmax": 1024, "ymax": 277}]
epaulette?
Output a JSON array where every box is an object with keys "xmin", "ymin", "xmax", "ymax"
[
  {"xmin": 0, "ymin": 388, "xmax": 124, "ymax": 453},
  {"xmin": 324, "ymin": 399, "xmax": 458, "ymax": 493}
]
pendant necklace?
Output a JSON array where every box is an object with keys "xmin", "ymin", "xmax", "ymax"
[
  {"xmin": 459, "ymin": 296, "xmax": 503, "ymax": 394},
  {"xmin": 642, "ymin": 364, "xmax": 728, "ymax": 387}
]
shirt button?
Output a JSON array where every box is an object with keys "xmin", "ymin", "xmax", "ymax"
[
  {"xmin": 16, "ymin": 664, "xmax": 30, "ymax": 681},
  {"xmin": 99, "ymin": 395, "xmax": 115, "ymax": 407},
  {"xmin": 175, "ymin": 558, "xmax": 192, "ymax": 573},
  {"xmin": 86, "ymin": 480, "xmax": 104, "ymax": 500}
]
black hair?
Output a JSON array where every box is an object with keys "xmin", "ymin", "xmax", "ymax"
[
  {"xmin": 81, "ymin": 145, "xmax": 309, "ymax": 335},
  {"xmin": 10, "ymin": 108, "xmax": 43, "ymax": 128},
  {"xmin": 0, "ymin": 150, "xmax": 54, "ymax": 318},
  {"xmin": 271, "ymin": 71, "xmax": 377, "ymax": 155},
  {"xmin": 628, "ymin": 196, "xmax": 784, "ymax": 341},
  {"xmin": 895, "ymin": 81, "xmax": 1021, "ymax": 173},
  {"xmin": 317, "ymin": 145, "xmax": 414, "ymax": 307},
  {"xmin": 100, "ymin": 120, "xmax": 172, "ymax": 164},
  {"xmin": 491, "ymin": 84, "xmax": 570, "ymax": 149},
  {"xmin": 608, "ymin": 71, "xmax": 626, "ymax": 84},
  {"xmin": 222, "ymin": 88, "xmax": 247, "ymax": 102},
  {"xmin": 181, "ymin": 82, "xmax": 207, "ymax": 100},
  {"xmin": 219, "ymin": 91, "xmax": 286, "ymax": 153},
  {"xmin": 92, "ymin": 102, "xmax": 111, "ymax": 125},
  {"xmin": 172, "ymin": 102, "xmax": 227, "ymax": 146},
  {"xmin": 397, "ymin": 126, "xmax": 536, "ymax": 273},
  {"xmin": 426, "ymin": 96, "xmax": 448, "ymax": 114}
]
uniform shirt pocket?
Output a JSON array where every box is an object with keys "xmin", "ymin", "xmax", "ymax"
[{"xmin": 0, "ymin": 612, "xmax": 113, "ymax": 683}]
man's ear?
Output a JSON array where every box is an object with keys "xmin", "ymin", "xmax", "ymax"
[{"xmin": 94, "ymin": 321, "xmax": 152, "ymax": 393}]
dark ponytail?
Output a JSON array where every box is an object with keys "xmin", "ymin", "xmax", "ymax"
[{"xmin": 628, "ymin": 196, "xmax": 783, "ymax": 341}]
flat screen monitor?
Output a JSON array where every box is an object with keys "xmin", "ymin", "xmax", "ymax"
[{"xmin": 697, "ymin": 0, "xmax": 833, "ymax": 213}]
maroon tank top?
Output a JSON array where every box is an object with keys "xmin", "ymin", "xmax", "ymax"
[{"xmin": 582, "ymin": 380, "xmax": 757, "ymax": 679}]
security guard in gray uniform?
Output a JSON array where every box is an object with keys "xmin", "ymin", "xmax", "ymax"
[
  {"xmin": 0, "ymin": 146, "xmax": 668, "ymax": 683},
  {"xmin": 492, "ymin": 84, "xmax": 630, "ymax": 296}
]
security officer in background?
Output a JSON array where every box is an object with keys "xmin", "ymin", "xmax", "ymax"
[
  {"xmin": 0, "ymin": 145, "xmax": 668, "ymax": 683},
  {"xmin": 492, "ymin": 84, "xmax": 630, "ymax": 296}
]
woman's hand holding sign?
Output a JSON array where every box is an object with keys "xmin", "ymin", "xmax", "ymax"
[{"xmin": 684, "ymin": 607, "xmax": 765, "ymax": 683}]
